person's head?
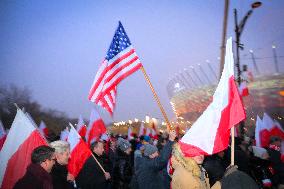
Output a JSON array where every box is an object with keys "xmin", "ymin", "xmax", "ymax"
[
  {"xmin": 117, "ymin": 137, "xmax": 132, "ymax": 155},
  {"xmin": 144, "ymin": 144, "xmax": 159, "ymax": 159},
  {"xmin": 49, "ymin": 140, "xmax": 70, "ymax": 165},
  {"xmin": 31, "ymin": 145, "xmax": 55, "ymax": 173},
  {"xmin": 143, "ymin": 135, "xmax": 150, "ymax": 144},
  {"xmin": 269, "ymin": 136, "xmax": 281, "ymax": 147},
  {"xmin": 91, "ymin": 141, "xmax": 105, "ymax": 156},
  {"xmin": 192, "ymin": 155, "xmax": 205, "ymax": 165}
]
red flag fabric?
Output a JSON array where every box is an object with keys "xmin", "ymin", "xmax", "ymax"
[
  {"xmin": 67, "ymin": 126, "xmax": 92, "ymax": 177},
  {"xmin": 76, "ymin": 115, "xmax": 87, "ymax": 138},
  {"xmin": 86, "ymin": 109, "xmax": 106, "ymax": 146},
  {"xmin": 127, "ymin": 126, "xmax": 133, "ymax": 140},
  {"xmin": 238, "ymin": 81, "xmax": 249, "ymax": 97},
  {"xmin": 0, "ymin": 120, "xmax": 7, "ymax": 151},
  {"xmin": 179, "ymin": 38, "xmax": 246, "ymax": 157},
  {"xmin": 138, "ymin": 122, "xmax": 145, "ymax": 137},
  {"xmin": 0, "ymin": 109, "xmax": 47, "ymax": 189},
  {"xmin": 88, "ymin": 21, "xmax": 142, "ymax": 115}
]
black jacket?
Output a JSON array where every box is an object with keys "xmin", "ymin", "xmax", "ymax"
[
  {"xmin": 13, "ymin": 163, "xmax": 53, "ymax": 189},
  {"xmin": 203, "ymin": 155, "xmax": 226, "ymax": 186},
  {"xmin": 136, "ymin": 141, "xmax": 174, "ymax": 189},
  {"xmin": 51, "ymin": 162, "xmax": 75, "ymax": 189},
  {"xmin": 76, "ymin": 154, "xmax": 108, "ymax": 189},
  {"xmin": 113, "ymin": 149, "xmax": 133, "ymax": 189}
]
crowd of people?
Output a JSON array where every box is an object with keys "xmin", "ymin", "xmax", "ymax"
[{"xmin": 13, "ymin": 130, "xmax": 284, "ymax": 189}]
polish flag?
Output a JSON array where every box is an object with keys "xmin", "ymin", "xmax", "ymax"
[
  {"xmin": 76, "ymin": 115, "xmax": 87, "ymax": 138},
  {"xmin": 39, "ymin": 120, "xmax": 49, "ymax": 137},
  {"xmin": 0, "ymin": 109, "xmax": 47, "ymax": 189},
  {"xmin": 138, "ymin": 122, "xmax": 145, "ymax": 137},
  {"xmin": 272, "ymin": 120, "xmax": 284, "ymax": 139},
  {"xmin": 67, "ymin": 126, "xmax": 92, "ymax": 177},
  {"xmin": 179, "ymin": 38, "xmax": 245, "ymax": 157},
  {"xmin": 145, "ymin": 127, "xmax": 151, "ymax": 136},
  {"xmin": 86, "ymin": 108, "xmax": 106, "ymax": 146},
  {"xmin": 255, "ymin": 115, "xmax": 270, "ymax": 148},
  {"xmin": 0, "ymin": 120, "xmax": 7, "ymax": 151},
  {"xmin": 127, "ymin": 126, "xmax": 133, "ymax": 140},
  {"xmin": 150, "ymin": 122, "xmax": 158, "ymax": 140},
  {"xmin": 238, "ymin": 81, "xmax": 249, "ymax": 97},
  {"xmin": 262, "ymin": 113, "xmax": 284, "ymax": 140},
  {"xmin": 60, "ymin": 127, "xmax": 69, "ymax": 141}
]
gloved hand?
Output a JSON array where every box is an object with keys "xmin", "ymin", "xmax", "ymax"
[{"xmin": 223, "ymin": 165, "xmax": 238, "ymax": 177}]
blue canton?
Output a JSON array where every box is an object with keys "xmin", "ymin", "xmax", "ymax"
[{"xmin": 105, "ymin": 21, "xmax": 132, "ymax": 61}]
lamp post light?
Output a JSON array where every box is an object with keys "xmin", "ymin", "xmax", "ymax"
[
  {"xmin": 234, "ymin": 1, "xmax": 262, "ymax": 136},
  {"xmin": 272, "ymin": 45, "xmax": 279, "ymax": 73},
  {"xmin": 234, "ymin": 1, "xmax": 262, "ymax": 85},
  {"xmin": 249, "ymin": 49, "xmax": 260, "ymax": 75}
]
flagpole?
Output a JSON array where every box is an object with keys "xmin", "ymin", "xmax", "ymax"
[
  {"xmin": 231, "ymin": 127, "xmax": 235, "ymax": 165},
  {"xmin": 140, "ymin": 66, "xmax": 172, "ymax": 130}
]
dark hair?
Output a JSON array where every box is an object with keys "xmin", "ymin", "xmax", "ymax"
[
  {"xmin": 91, "ymin": 141, "xmax": 103, "ymax": 149},
  {"xmin": 31, "ymin": 145, "xmax": 55, "ymax": 164}
]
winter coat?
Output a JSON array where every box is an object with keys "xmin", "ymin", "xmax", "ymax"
[
  {"xmin": 267, "ymin": 148, "xmax": 284, "ymax": 185},
  {"xmin": 51, "ymin": 162, "xmax": 74, "ymax": 189},
  {"xmin": 136, "ymin": 141, "xmax": 174, "ymax": 189},
  {"xmin": 76, "ymin": 154, "xmax": 108, "ymax": 189},
  {"xmin": 13, "ymin": 163, "xmax": 53, "ymax": 189},
  {"xmin": 170, "ymin": 144, "xmax": 220, "ymax": 189},
  {"xmin": 113, "ymin": 148, "xmax": 133, "ymax": 189}
]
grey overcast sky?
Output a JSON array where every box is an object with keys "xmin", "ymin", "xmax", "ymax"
[{"xmin": 0, "ymin": 0, "xmax": 283, "ymax": 123}]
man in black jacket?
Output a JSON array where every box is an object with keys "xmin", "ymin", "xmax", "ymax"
[
  {"xmin": 76, "ymin": 141, "xmax": 111, "ymax": 189},
  {"xmin": 136, "ymin": 130, "xmax": 176, "ymax": 189},
  {"xmin": 13, "ymin": 145, "xmax": 55, "ymax": 189}
]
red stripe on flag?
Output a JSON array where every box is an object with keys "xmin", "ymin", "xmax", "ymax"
[
  {"xmin": 1, "ymin": 131, "xmax": 47, "ymax": 189},
  {"xmin": 104, "ymin": 55, "xmax": 139, "ymax": 83},
  {"xmin": 68, "ymin": 139, "xmax": 91, "ymax": 177},
  {"xmin": 213, "ymin": 76, "xmax": 245, "ymax": 153},
  {"xmin": 101, "ymin": 63, "xmax": 142, "ymax": 97},
  {"xmin": 106, "ymin": 49, "xmax": 136, "ymax": 71}
]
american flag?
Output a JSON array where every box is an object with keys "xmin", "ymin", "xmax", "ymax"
[{"xmin": 88, "ymin": 21, "xmax": 142, "ymax": 115}]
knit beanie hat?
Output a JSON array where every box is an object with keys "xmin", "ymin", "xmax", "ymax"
[
  {"xmin": 144, "ymin": 144, "xmax": 158, "ymax": 157},
  {"xmin": 117, "ymin": 137, "xmax": 131, "ymax": 152}
]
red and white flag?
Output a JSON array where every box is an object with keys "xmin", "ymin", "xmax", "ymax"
[
  {"xmin": 88, "ymin": 21, "xmax": 142, "ymax": 116},
  {"xmin": 179, "ymin": 38, "xmax": 245, "ymax": 157},
  {"xmin": 67, "ymin": 126, "xmax": 92, "ymax": 177},
  {"xmin": 0, "ymin": 109, "xmax": 47, "ymax": 189},
  {"xmin": 39, "ymin": 120, "xmax": 49, "ymax": 137},
  {"xmin": 145, "ymin": 127, "xmax": 151, "ymax": 136},
  {"xmin": 263, "ymin": 113, "xmax": 284, "ymax": 140},
  {"xmin": 238, "ymin": 81, "xmax": 249, "ymax": 97},
  {"xmin": 127, "ymin": 126, "xmax": 133, "ymax": 140},
  {"xmin": 0, "ymin": 120, "xmax": 7, "ymax": 151},
  {"xmin": 86, "ymin": 108, "xmax": 107, "ymax": 146},
  {"xmin": 76, "ymin": 115, "xmax": 87, "ymax": 138},
  {"xmin": 138, "ymin": 122, "xmax": 145, "ymax": 137},
  {"xmin": 255, "ymin": 115, "xmax": 269, "ymax": 147},
  {"xmin": 272, "ymin": 120, "xmax": 284, "ymax": 139},
  {"xmin": 150, "ymin": 122, "xmax": 158, "ymax": 140},
  {"xmin": 60, "ymin": 127, "xmax": 69, "ymax": 141}
]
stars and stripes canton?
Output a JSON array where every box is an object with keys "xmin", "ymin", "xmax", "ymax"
[{"xmin": 88, "ymin": 21, "xmax": 142, "ymax": 115}]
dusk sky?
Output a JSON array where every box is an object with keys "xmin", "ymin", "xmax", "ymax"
[{"xmin": 1, "ymin": 0, "xmax": 283, "ymax": 124}]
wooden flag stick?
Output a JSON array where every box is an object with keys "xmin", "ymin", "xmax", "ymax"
[
  {"xmin": 230, "ymin": 127, "xmax": 235, "ymax": 165},
  {"xmin": 140, "ymin": 66, "xmax": 172, "ymax": 130}
]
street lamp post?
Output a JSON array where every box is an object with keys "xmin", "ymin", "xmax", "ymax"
[{"xmin": 234, "ymin": 2, "xmax": 262, "ymax": 136}]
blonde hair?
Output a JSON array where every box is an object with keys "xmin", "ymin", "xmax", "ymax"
[{"xmin": 50, "ymin": 140, "xmax": 70, "ymax": 154}]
